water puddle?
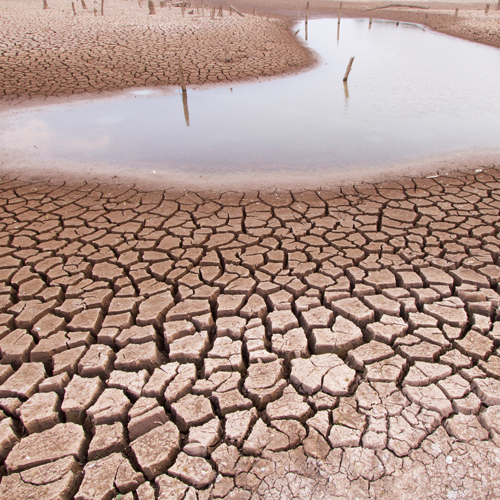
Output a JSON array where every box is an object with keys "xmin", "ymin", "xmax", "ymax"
[{"xmin": 2, "ymin": 18, "xmax": 500, "ymax": 179}]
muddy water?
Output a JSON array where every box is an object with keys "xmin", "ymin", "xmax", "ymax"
[{"xmin": 2, "ymin": 18, "xmax": 500, "ymax": 176}]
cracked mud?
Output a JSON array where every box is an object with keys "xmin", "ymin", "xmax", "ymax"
[
  {"xmin": 0, "ymin": 0, "xmax": 314, "ymax": 99},
  {"xmin": 0, "ymin": 168, "xmax": 499, "ymax": 498}
]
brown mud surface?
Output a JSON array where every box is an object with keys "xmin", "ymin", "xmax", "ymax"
[
  {"xmin": 0, "ymin": 0, "xmax": 315, "ymax": 100},
  {"xmin": 1, "ymin": 0, "xmax": 500, "ymax": 101},
  {"xmin": 0, "ymin": 2, "xmax": 500, "ymax": 498},
  {"xmin": 0, "ymin": 169, "xmax": 500, "ymax": 498}
]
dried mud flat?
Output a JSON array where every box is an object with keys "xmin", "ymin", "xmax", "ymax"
[
  {"xmin": 2, "ymin": 0, "xmax": 500, "ymax": 102},
  {"xmin": 0, "ymin": 168, "xmax": 498, "ymax": 499},
  {"xmin": 1, "ymin": 0, "xmax": 500, "ymax": 499},
  {"xmin": 0, "ymin": 0, "xmax": 314, "ymax": 100}
]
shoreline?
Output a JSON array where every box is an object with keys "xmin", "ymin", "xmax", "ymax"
[
  {"xmin": 0, "ymin": 0, "xmax": 316, "ymax": 101},
  {"xmin": 0, "ymin": 0, "xmax": 499, "ymax": 192},
  {"xmin": 1, "ymin": 0, "xmax": 500, "ymax": 103},
  {"xmin": 1, "ymin": 136, "xmax": 498, "ymax": 193}
]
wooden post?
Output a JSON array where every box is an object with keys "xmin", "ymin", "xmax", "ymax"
[
  {"xmin": 81, "ymin": 0, "xmax": 87, "ymax": 9},
  {"xmin": 230, "ymin": 4, "xmax": 244, "ymax": 16},
  {"xmin": 253, "ymin": 7, "xmax": 256, "ymax": 15},
  {"xmin": 101, "ymin": 0, "xmax": 104, "ymax": 16},
  {"xmin": 178, "ymin": 59, "xmax": 186, "ymax": 92},
  {"xmin": 211, "ymin": 6, "xmax": 215, "ymax": 18},
  {"xmin": 338, "ymin": 1, "xmax": 342, "ymax": 24},
  {"xmin": 454, "ymin": 8, "xmax": 459, "ymax": 20},
  {"xmin": 42, "ymin": 0, "xmax": 48, "ymax": 9},
  {"xmin": 218, "ymin": 5, "xmax": 223, "ymax": 16},
  {"xmin": 72, "ymin": 1, "xmax": 76, "ymax": 14},
  {"xmin": 182, "ymin": 1, "xmax": 185, "ymax": 16},
  {"xmin": 148, "ymin": 0, "xmax": 155, "ymax": 14},
  {"xmin": 230, "ymin": 5, "xmax": 232, "ymax": 15},
  {"xmin": 224, "ymin": 43, "xmax": 231, "ymax": 62},
  {"xmin": 369, "ymin": 17, "xmax": 372, "ymax": 28},
  {"xmin": 305, "ymin": 1, "xmax": 309, "ymax": 40},
  {"xmin": 343, "ymin": 56, "xmax": 354, "ymax": 81},
  {"xmin": 497, "ymin": 0, "xmax": 500, "ymax": 10},
  {"xmin": 201, "ymin": 0, "xmax": 204, "ymax": 16},
  {"xmin": 485, "ymin": 3, "xmax": 489, "ymax": 13}
]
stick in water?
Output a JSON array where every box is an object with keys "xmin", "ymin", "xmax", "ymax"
[
  {"xmin": 101, "ymin": 0, "xmax": 104, "ymax": 15},
  {"xmin": 43, "ymin": 0, "xmax": 48, "ymax": 9},
  {"xmin": 454, "ymin": 8, "xmax": 459, "ymax": 20},
  {"xmin": 305, "ymin": 1, "xmax": 309, "ymax": 23},
  {"xmin": 148, "ymin": 0, "xmax": 155, "ymax": 14},
  {"xmin": 343, "ymin": 56, "xmax": 355, "ymax": 81},
  {"xmin": 485, "ymin": 3, "xmax": 489, "ymax": 14},
  {"xmin": 81, "ymin": 0, "xmax": 87, "ymax": 9},
  {"xmin": 338, "ymin": 1, "xmax": 342, "ymax": 24},
  {"xmin": 72, "ymin": 1, "xmax": 76, "ymax": 14}
]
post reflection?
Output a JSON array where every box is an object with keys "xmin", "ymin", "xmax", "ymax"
[
  {"xmin": 343, "ymin": 81, "xmax": 349, "ymax": 99},
  {"xmin": 182, "ymin": 90, "xmax": 190, "ymax": 127}
]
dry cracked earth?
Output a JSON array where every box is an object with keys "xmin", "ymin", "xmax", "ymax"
[
  {"xmin": 0, "ymin": 0, "xmax": 313, "ymax": 99},
  {"xmin": 0, "ymin": 168, "xmax": 499, "ymax": 499}
]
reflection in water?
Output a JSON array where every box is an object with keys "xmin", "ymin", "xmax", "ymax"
[
  {"xmin": 181, "ymin": 90, "xmax": 190, "ymax": 127},
  {"xmin": 2, "ymin": 18, "xmax": 500, "ymax": 175},
  {"xmin": 343, "ymin": 81, "xmax": 349, "ymax": 99}
]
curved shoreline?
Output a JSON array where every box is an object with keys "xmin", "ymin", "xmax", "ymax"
[
  {"xmin": 0, "ymin": 0, "xmax": 498, "ymax": 191},
  {"xmin": 0, "ymin": 0, "xmax": 316, "ymax": 101},
  {"xmin": 1, "ymin": 134, "xmax": 498, "ymax": 193},
  {"xmin": 1, "ymin": 0, "xmax": 499, "ymax": 102}
]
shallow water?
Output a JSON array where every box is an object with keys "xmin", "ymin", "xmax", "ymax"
[{"xmin": 2, "ymin": 18, "xmax": 500, "ymax": 175}]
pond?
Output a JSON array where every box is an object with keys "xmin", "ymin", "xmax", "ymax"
[{"xmin": 2, "ymin": 18, "xmax": 500, "ymax": 182}]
